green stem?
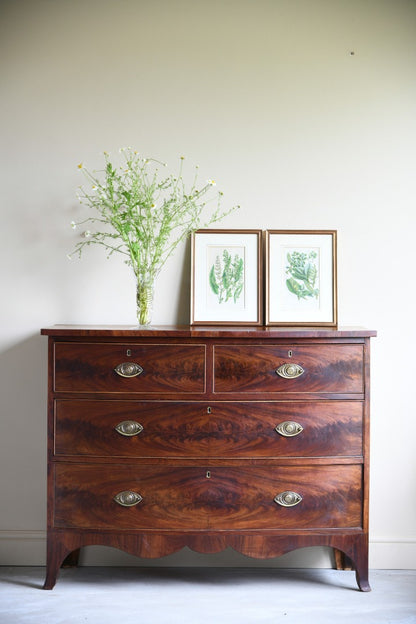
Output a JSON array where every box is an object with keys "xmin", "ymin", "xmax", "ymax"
[{"xmin": 136, "ymin": 278, "xmax": 154, "ymax": 325}]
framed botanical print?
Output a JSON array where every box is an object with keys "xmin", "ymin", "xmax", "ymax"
[
  {"xmin": 266, "ymin": 230, "xmax": 337, "ymax": 326},
  {"xmin": 191, "ymin": 229, "xmax": 263, "ymax": 325}
]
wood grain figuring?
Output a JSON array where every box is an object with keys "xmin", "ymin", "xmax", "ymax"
[
  {"xmin": 43, "ymin": 530, "xmax": 370, "ymax": 591},
  {"xmin": 42, "ymin": 325, "xmax": 375, "ymax": 590},
  {"xmin": 214, "ymin": 345, "xmax": 364, "ymax": 393},
  {"xmin": 54, "ymin": 400, "xmax": 363, "ymax": 458},
  {"xmin": 41, "ymin": 325, "xmax": 377, "ymax": 339},
  {"xmin": 54, "ymin": 343, "xmax": 206, "ymax": 393},
  {"xmin": 53, "ymin": 464, "xmax": 362, "ymax": 530}
]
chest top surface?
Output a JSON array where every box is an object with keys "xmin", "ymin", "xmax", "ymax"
[{"xmin": 41, "ymin": 325, "xmax": 377, "ymax": 339}]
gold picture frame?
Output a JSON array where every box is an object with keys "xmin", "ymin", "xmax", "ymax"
[
  {"xmin": 191, "ymin": 229, "xmax": 263, "ymax": 325},
  {"xmin": 265, "ymin": 229, "xmax": 337, "ymax": 327}
]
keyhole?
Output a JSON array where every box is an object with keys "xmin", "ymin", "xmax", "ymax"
[
  {"xmin": 207, "ymin": 407, "xmax": 211, "ymax": 414},
  {"xmin": 288, "ymin": 350, "xmax": 293, "ymax": 358},
  {"xmin": 206, "ymin": 471, "xmax": 211, "ymax": 479},
  {"xmin": 126, "ymin": 349, "xmax": 132, "ymax": 357}
]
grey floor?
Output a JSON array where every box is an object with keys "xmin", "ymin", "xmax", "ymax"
[{"xmin": 0, "ymin": 567, "xmax": 415, "ymax": 624}]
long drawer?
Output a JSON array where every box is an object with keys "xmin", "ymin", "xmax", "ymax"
[
  {"xmin": 53, "ymin": 464, "xmax": 363, "ymax": 530},
  {"xmin": 53, "ymin": 343, "xmax": 206, "ymax": 393},
  {"xmin": 54, "ymin": 400, "xmax": 363, "ymax": 458},
  {"xmin": 214, "ymin": 344, "xmax": 364, "ymax": 394}
]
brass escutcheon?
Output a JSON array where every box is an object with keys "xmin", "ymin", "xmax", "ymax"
[
  {"xmin": 115, "ymin": 420, "xmax": 144, "ymax": 437},
  {"xmin": 275, "ymin": 421, "xmax": 303, "ymax": 437},
  {"xmin": 275, "ymin": 363, "xmax": 304, "ymax": 379},
  {"xmin": 114, "ymin": 362, "xmax": 144, "ymax": 378},
  {"xmin": 274, "ymin": 491, "xmax": 303, "ymax": 507},
  {"xmin": 113, "ymin": 491, "xmax": 143, "ymax": 507}
]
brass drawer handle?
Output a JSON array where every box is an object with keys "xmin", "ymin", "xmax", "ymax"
[
  {"xmin": 275, "ymin": 421, "xmax": 303, "ymax": 437},
  {"xmin": 115, "ymin": 420, "xmax": 144, "ymax": 437},
  {"xmin": 113, "ymin": 490, "xmax": 143, "ymax": 507},
  {"xmin": 114, "ymin": 362, "xmax": 144, "ymax": 378},
  {"xmin": 275, "ymin": 363, "xmax": 304, "ymax": 379},
  {"xmin": 274, "ymin": 491, "xmax": 303, "ymax": 507}
]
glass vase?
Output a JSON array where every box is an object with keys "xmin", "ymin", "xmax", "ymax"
[{"xmin": 136, "ymin": 277, "xmax": 154, "ymax": 326}]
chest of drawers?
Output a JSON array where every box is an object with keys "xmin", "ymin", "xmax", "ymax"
[{"xmin": 41, "ymin": 325, "xmax": 376, "ymax": 590}]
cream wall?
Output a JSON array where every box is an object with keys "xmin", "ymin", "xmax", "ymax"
[{"xmin": 1, "ymin": 0, "xmax": 415, "ymax": 569}]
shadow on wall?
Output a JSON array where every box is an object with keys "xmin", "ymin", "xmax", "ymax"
[
  {"xmin": 78, "ymin": 544, "xmax": 336, "ymax": 570},
  {"xmin": 176, "ymin": 237, "xmax": 192, "ymax": 324},
  {"xmin": 152, "ymin": 236, "xmax": 193, "ymax": 325},
  {"xmin": 0, "ymin": 334, "xmax": 47, "ymax": 528}
]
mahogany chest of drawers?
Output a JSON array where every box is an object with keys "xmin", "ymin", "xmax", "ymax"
[{"xmin": 41, "ymin": 325, "xmax": 376, "ymax": 590}]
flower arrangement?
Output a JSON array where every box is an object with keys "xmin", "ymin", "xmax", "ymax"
[{"xmin": 69, "ymin": 148, "xmax": 238, "ymax": 324}]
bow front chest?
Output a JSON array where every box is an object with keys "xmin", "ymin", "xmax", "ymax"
[{"xmin": 41, "ymin": 325, "xmax": 376, "ymax": 590}]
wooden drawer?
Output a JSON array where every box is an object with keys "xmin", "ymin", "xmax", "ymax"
[
  {"xmin": 214, "ymin": 344, "xmax": 364, "ymax": 394},
  {"xmin": 53, "ymin": 464, "xmax": 363, "ymax": 530},
  {"xmin": 53, "ymin": 343, "xmax": 206, "ymax": 393},
  {"xmin": 54, "ymin": 400, "xmax": 363, "ymax": 458}
]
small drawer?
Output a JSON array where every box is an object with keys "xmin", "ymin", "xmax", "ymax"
[
  {"xmin": 214, "ymin": 344, "xmax": 364, "ymax": 394},
  {"xmin": 53, "ymin": 343, "xmax": 206, "ymax": 394},
  {"xmin": 54, "ymin": 400, "xmax": 363, "ymax": 459},
  {"xmin": 53, "ymin": 464, "xmax": 363, "ymax": 530}
]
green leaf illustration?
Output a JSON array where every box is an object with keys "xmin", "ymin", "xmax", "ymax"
[
  {"xmin": 286, "ymin": 251, "xmax": 319, "ymax": 300},
  {"xmin": 209, "ymin": 265, "xmax": 219, "ymax": 295},
  {"xmin": 209, "ymin": 250, "xmax": 244, "ymax": 304}
]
